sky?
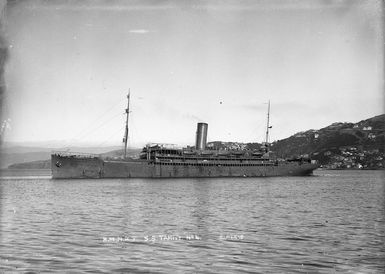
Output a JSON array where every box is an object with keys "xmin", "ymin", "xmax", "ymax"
[{"xmin": 0, "ymin": 0, "xmax": 384, "ymax": 148}]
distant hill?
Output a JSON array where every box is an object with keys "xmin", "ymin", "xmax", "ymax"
[
  {"xmin": 5, "ymin": 148, "xmax": 141, "ymax": 169},
  {"xmin": 0, "ymin": 145, "xmax": 130, "ymax": 168},
  {"xmin": 8, "ymin": 160, "xmax": 51, "ymax": 169},
  {"xmin": 1, "ymin": 151, "xmax": 52, "ymax": 169},
  {"xmin": 101, "ymin": 148, "xmax": 141, "ymax": 158},
  {"xmin": 0, "ymin": 145, "xmax": 123, "ymax": 154}
]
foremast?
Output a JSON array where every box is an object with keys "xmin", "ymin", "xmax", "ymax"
[{"xmin": 123, "ymin": 90, "xmax": 130, "ymax": 158}]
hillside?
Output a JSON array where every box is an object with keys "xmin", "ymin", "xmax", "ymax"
[
  {"xmin": 206, "ymin": 115, "xmax": 384, "ymax": 169},
  {"xmin": 269, "ymin": 114, "xmax": 385, "ymax": 168}
]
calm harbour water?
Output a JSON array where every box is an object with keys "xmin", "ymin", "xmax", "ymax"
[{"xmin": 0, "ymin": 170, "xmax": 384, "ymax": 273}]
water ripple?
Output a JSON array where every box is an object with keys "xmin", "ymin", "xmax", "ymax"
[{"xmin": 0, "ymin": 170, "xmax": 384, "ymax": 273}]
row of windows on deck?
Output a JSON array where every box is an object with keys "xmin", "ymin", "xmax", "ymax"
[{"xmin": 154, "ymin": 162, "xmax": 277, "ymax": 167}]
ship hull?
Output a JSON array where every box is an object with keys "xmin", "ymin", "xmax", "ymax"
[{"xmin": 51, "ymin": 154, "xmax": 318, "ymax": 179}]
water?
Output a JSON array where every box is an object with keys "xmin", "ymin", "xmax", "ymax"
[{"xmin": 0, "ymin": 170, "xmax": 384, "ymax": 273}]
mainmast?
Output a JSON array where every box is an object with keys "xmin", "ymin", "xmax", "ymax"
[
  {"xmin": 123, "ymin": 90, "xmax": 130, "ymax": 158},
  {"xmin": 265, "ymin": 100, "xmax": 272, "ymax": 146}
]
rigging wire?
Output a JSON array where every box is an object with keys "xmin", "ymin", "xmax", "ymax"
[
  {"xmin": 251, "ymin": 119, "xmax": 267, "ymax": 144},
  {"xmin": 68, "ymin": 97, "xmax": 126, "ymax": 143},
  {"xmin": 95, "ymin": 125, "xmax": 125, "ymax": 148},
  {"xmin": 73, "ymin": 112, "xmax": 124, "ymax": 144}
]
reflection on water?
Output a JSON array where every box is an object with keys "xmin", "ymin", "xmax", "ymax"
[{"xmin": 0, "ymin": 170, "xmax": 384, "ymax": 273}]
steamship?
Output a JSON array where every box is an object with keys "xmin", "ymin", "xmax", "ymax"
[{"xmin": 51, "ymin": 94, "xmax": 318, "ymax": 179}]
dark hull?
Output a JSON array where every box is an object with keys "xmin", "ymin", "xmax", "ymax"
[{"xmin": 51, "ymin": 154, "xmax": 318, "ymax": 179}]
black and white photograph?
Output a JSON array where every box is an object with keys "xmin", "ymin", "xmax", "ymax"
[{"xmin": 0, "ymin": 0, "xmax": 384, "ymax": 273}]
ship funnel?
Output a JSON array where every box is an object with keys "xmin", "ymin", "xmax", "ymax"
[{"xmin": 195, "ymin": 122, "xmax": 208, "ymax": 150}]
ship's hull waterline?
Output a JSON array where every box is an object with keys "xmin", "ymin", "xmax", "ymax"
[{"xmin": 51, "ymin": 154, "xmax": 318, "ymax": 179}]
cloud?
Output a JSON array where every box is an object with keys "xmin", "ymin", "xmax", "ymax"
[
  {"xmin": 17, "ymin": 0, "xmax": 175, "ymax": 11},
  {"xmin": 129, "ymin": 29, "xmax": 150, "ymax": 34}
]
